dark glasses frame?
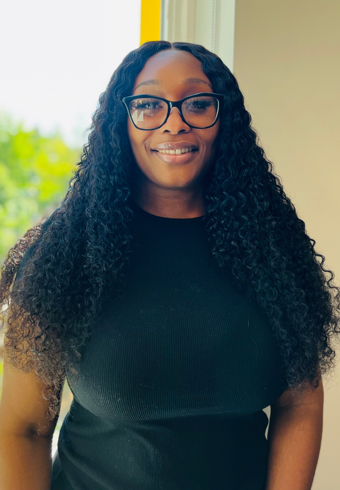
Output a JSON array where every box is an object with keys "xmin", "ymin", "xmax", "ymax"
[{"xmin": 122, "ymin": 92, "xmax": 224, "ymax": 130}]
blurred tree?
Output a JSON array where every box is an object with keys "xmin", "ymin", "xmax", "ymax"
[{"xmin": 0, "ymin": 113, "xmax": 80, "ymax": 261}]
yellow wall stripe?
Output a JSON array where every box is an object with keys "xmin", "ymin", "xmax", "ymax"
[{"xmin": 140, "ymin": 0, "xmax": 162, "ymax": 45}]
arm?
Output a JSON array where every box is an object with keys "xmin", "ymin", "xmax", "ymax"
[
  {"xmin": 0, "ymin": 359, "xmax": 62, "ymax": 490},
  {"xmin": 265, "ymin": 376, "xmax": 324, "ymax": 490},
  {"xmin": 0, "ymin": 432, "xmax": 53, "ymax": 490}
]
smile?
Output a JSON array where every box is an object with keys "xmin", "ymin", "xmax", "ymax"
[
  {"xmin": 152, "ymin": 148, "xmax": 199, "ymax": 165},
  {"xmin": 155, "ymin": 148, "xmax": 198, "ymax": 155}
]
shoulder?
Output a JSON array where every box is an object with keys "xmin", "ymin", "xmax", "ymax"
[{"xmin": 271, "ymin": 374, "xmax": 323, "ymax": 412}]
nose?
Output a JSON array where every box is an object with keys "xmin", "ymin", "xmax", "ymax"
[{"xmin": 160, "ymin": 107, "xmax": 190, "ymax": 134}]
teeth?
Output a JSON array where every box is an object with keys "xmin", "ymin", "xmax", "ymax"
[{"xmin": 157, "ymin": 148, "xmax": 195, "ymax": 155}]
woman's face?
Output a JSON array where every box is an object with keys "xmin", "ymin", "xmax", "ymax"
[{"xmin": 127, "ymin": 49, "xmax": 220, "ymax": 195}]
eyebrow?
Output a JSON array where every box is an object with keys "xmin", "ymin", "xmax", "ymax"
[{"xmin": 134, "ymin": 77, "xmax": 213, "ymax": 91}]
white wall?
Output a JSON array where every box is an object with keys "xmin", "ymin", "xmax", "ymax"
[{"xmin": 161, "ymin": 0, "xmax": 235, "ymax": 72}]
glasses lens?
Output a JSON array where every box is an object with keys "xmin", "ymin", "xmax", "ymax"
[
  {"xmin": 129, "ymin": 97, "xmax": 167, "ymax": 129},
  {"xmin": 182, "ymin": 96, "xmax": 219, "ymax": 128}
]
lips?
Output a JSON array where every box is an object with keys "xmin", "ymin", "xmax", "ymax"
[{"xmin": 153, "ymin": 148, "xmax": 198, "ymax": 165}]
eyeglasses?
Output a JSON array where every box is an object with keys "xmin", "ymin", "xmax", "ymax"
[{"xmin": 122, "ymin": 92, "xmax": 224, "ymax": 131}]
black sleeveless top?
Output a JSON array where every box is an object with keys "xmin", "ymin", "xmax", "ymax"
[{"xmin": 27, "ymin": 197, "xmax": 287, "ymax": 490}]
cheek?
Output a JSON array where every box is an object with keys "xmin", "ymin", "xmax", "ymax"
[
  {"xmin": 207, "ymin": 124, "xmax": 220, "ymax": 150},
  {"xmin": 127, "ymin": 122, "xmax": 150, "ymax": 157},
  {"xmin": 127, "ymin": 122, "xmax": 140, "ymax": 150}
]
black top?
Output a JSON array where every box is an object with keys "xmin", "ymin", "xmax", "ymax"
[{"xmin": 28, "ymin": 197, "xmax": 287, "ymax": 490}]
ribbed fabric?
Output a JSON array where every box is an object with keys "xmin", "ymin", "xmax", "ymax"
[{"xmin": 48, "ymin": 197, "xmax": 288, "ymax": 490}]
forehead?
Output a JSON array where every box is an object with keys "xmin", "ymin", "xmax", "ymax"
[{"xmin": 132, "ymin": 49, "xmax": 212, "ymax": 92}]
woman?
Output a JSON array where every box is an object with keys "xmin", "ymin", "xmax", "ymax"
[{"xmin": 0, "ymin": 41, "xmax": 339, "ymax": 490}]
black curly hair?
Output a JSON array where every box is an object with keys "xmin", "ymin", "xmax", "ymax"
[{"xmin": 1, "ymin": 41, "xmax": 339, "ymax": 422}]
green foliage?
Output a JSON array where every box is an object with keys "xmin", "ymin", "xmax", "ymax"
[{"xmin": 0, "ymin": 114, "xmax": 81, "ymax": 262}]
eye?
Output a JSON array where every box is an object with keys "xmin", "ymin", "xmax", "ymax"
[
  {"xmin": 185, "ymin": 98, "xmax": 213, "ymax": 112},
  {"xmin": 131, "ymin": 98, "xmax": 164, "ymax": 111},
  {"xmin": 135, "ymin": 102, "xmax": 157, "ymax": 109}
]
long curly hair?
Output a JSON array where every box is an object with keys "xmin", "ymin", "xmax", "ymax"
[{"xmin": 1, "ymin": 41, "xmax": 339, "ymax": 422}]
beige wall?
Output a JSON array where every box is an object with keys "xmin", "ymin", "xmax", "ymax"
[{"xmin": 234, "ymin": 1, "xmax": 340, "ymax": 488}]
